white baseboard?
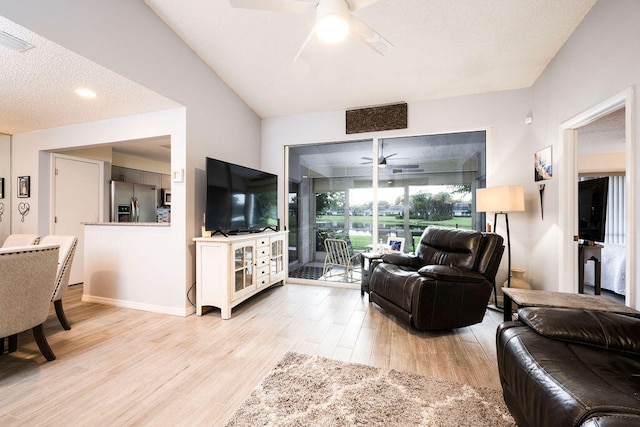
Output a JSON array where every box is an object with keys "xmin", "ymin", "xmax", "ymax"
[
  {"xmin": 81, "ymin": 294, "xmax": 195, "ymax": 317},
  {"xmin": 285, "ymin": 278, "xmax": 360, "ymax": 290}
]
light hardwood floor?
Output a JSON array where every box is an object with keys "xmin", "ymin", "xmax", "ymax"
[{"xmin": 0, "ymin": 283, "xmax": 504, "ymax": 426}]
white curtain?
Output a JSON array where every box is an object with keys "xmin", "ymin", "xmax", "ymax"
[{"xmin": 605, "ymin": 175, "xmax": 625, "ymax": 244}]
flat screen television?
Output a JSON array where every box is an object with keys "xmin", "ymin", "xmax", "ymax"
[
  {"xmin": 578, "ymin": 177, "xmax": 609, "ymax": 243},
  {"xmin": 205, "ymin": 157, "xmax": 278, "ymax": 235}
]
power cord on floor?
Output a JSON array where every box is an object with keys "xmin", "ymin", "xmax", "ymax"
[{"xmin": 187, "ymin": 282, "xmax": 196, "ymax": 307}]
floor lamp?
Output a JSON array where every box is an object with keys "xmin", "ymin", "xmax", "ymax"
[{"xmin": 476, "ymin": 186, "xmax": 525, "ymax": 309}]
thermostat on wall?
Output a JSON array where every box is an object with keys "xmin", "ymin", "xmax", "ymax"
[{"xmin": 172, "ymin": 168, "xmax": 184, "ymax": 183}]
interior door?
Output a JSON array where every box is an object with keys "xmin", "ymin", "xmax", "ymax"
[{"xmin": 52, "ymin": 155, "xmax": 102, "ymax": 285}]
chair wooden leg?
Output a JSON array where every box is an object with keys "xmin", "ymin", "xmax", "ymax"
[
  {"xmin": 8, "ymin": 334, "xmax": 18, "ymax": 352},
  {"xmin": 0, "ymin": 337, "xmax": 4, "ymax": 354},
  {"xmin": 32, "ymin": 324, "xmax": 56, "ymax": 361},
  {"xmin": 54, "ymin": 299, "xmax": 71, "ymax": 330}
]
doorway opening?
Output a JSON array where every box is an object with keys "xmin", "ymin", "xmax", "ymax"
[{"xmin": 559, "ymin": 88, "xmax": 635, "ymax": 307}]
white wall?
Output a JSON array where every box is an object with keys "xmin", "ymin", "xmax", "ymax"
[
  {"xmin": 0, "ymin": 135, "xmax": 10, "ymax": 243},
  {"xmin": 262, "ymin": 89, "xmax": 533, "ymax": 287},
  {"xmin": 263, "ymin": 0, "xmax": 640, "ymax": 309},
  {"xmin": 111, "ymin": 152, "xmax": 171, "ymax": 175},
  {"xmin": 1, "ymin": 0, "xmax": 262, "ymax": 314},
  {"xmin": 11, "ymin": 109, "xmax": 191, "ymax": 314},
  {"xmin": 528, "ymin": 0, "xmax": 640, "ymax": 308},
  {"xmin": 578, "ymin": 152, "xmax": 625, "ymax": 175}
]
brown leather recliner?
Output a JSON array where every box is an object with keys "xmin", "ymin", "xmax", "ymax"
[
  {"xmin": 497, "ymin": 307, "xmax": 640, "ymax": 426},
  {"xmin": 368, "ymin": 226, "xmax": 504, "ymax": 330}
]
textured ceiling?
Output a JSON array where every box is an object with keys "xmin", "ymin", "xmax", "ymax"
[
  {"xmin": 0, "ymin": 1, "xmax": 604, "ymax": 162},
  {"xmin": 0, "ymin": 16, "xmax": 180, "ymax": 135},
  {"xmin": 578, "ymin": 107, "xmax": 626, "ymax": 154},
  {"xmin": 144, "ymin": 0, "xmax": 597, "ymax": 119}
]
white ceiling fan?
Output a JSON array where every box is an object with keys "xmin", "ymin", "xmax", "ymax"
[{"xmin": 229, "ymin": 0, "xmax": 394, "ymax": 61}]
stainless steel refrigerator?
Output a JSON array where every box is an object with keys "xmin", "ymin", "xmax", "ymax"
[{"xmin": 111, "ymin": 181, "xmax": 157, "ymax": 223}]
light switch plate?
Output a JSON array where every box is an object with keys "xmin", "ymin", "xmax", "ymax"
[{"xmin": 172, "ymin": 168, "xmax": 184, "ymax": 182}]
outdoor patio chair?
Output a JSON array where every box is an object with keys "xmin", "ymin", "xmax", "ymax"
[{"xmin": 323, "ymin": 238, "xmax": 361, "ymax": 282}]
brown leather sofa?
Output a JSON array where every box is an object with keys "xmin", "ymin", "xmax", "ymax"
[
  {"xmin": 368, "ymin": 226, "xmax": 504, "ymax": 330},
  {"xmin": 497, "ymin": 307, "xmax": 640, "ymax": 426}
]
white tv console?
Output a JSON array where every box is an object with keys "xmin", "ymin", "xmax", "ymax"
[{"xmin": 193, "ymin": 230, "xmax": 288, "ymax": 318}]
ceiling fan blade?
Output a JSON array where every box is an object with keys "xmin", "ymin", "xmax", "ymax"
[
  {"xmin": 347, "ymin": 0, "xmax": 380, "ymax": 12},
  {"xmin": 349, "ymin": 16, "xmax": 394, "ymax": 56},
  {"xmin": 293, "ymin": 27, "xmax": 316, "ymax": 63},
  {"xmin": 385, "ymin": 152, "xmax": 398, "ymax": 159},
  {"xmin": 229, "ymin": 0, "xmax": 316, "ymax": 14},
  {"xmin": 361, "ymin": 156, "xmax": 373, "ymax": 161}
]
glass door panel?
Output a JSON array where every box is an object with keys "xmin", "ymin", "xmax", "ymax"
[
  {"xmin": 285, "ymin": 132, "xmax": 485, "ymax": 282},
  {"xmin": 233, "ymin": 243, "xmax": 254, "ymax": 294}
]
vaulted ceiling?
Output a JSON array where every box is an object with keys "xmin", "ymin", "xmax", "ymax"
[
  {"xmin": 143, "ymin": 0, "xmax": 597, "ymax": 118},
  {"xmin": 0, "ymin": 1, "xmax": 597, "ymax": 138}
]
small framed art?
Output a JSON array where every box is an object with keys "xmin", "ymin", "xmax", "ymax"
[
  {"xmin": 387, "ymin": 236, "xmax": 405, "ymax": 253},
  {"xmin": 534, "ymin": 146, "xmax": 552, "ymax": 181},
  {"xmin": 18, "ymin": 176, "xmax": 30, "ymax": 198},
  {"xmin": 0, "ymin": 177, "xmax": 4, "ymax": 199}
]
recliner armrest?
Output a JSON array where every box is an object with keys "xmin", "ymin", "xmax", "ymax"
[
  {"xmin": 381, "ymin": 253, "xmax": 421, "ymax": 268},
  {"xmin": 519, "ymin": 307, "xmax": 640, "ymax": 355},
  {"xmin": 417, "ymin": 264, "xmax": 486, "ymax": 283}
]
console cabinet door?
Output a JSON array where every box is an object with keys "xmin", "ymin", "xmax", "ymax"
[
  {"xmin": 270, "ymin": 235, "xmax": 286, "ymax": 282},
  {"xmin": 231, "ymin": 241, "xmax": 255, "ymax": 301}
]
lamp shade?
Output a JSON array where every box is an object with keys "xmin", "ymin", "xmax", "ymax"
[{"xmin": 476, "ymin": 186, "xmax": 525, "ymax": 213}]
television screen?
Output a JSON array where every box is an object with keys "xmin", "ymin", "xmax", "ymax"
[
  {"xmin": 578, "ymin": 177, "xmax": 609, "ymax": 243},
  {"xmin": 206, "ymin": 157, "xmax": 278, "ymax": 234}
]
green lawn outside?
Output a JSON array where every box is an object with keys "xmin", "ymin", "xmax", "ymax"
[
  {"xmin": 318, "ymin": 215, "xmax": 472, "ymax": 229},
  {"xmin": 316, "ymin": 215, "xmax": 472, "ymax": 251}
]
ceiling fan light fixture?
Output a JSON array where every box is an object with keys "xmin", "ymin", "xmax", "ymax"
[
  {"xmin": 315, "ymin": 0, "xmax": 350, "ymax": 44},
  {"xmin": 316, "ymin": 14, "xmax": 349, "ymax": 43}
]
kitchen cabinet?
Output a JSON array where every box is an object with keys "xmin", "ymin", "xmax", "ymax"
[
  {"xmin": 194, "ymin": 230, "xmax": 288, "ymax": 318},
  {"xmin": 161, "ymin": 174, "xmax": 171, "ymax": 189},
  {"xmin": 143, "ymin": 171, "xmax": 162, "ymax": 188},
  {"xmin": 111, "ymin": 166, "xmax": 144, "ymax": 184}
]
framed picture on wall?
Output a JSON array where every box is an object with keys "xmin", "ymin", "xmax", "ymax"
[
  {"xmin": 0, "ymin": 177, "xmax": 4, "ymax": 199},
  {"xmin": 18, "ymin": 176, "xmax": 30, "ymax": 198},
  {"xmin": 534, "ymin": 146, "xmax": 553, "ymax": 181}
]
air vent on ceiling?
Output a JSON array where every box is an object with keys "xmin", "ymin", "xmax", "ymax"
[{"xmin": 0, "ymin": 30, "xmax": 34, "ymax": 52}]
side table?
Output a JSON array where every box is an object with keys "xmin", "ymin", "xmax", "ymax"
[
  {"xmin": 502, "ymin": 287, "xmax": 639, "ymax": 322},
  {"xmin": 578, "ymin": 243, "xmax": 603, "ymax": 295},
  {"xmin": 360, "ymin": 252, "xmax": 384, "ymax": 296}
]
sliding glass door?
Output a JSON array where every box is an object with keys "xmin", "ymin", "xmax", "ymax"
[{"xmin": 286, "ymin": 131, "xmax": 486, "ymax": 283}]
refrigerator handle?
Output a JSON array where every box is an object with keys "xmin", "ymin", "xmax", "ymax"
[{"xmin": 131, "ymin": 197, "xmax": 138, "ymax": 223}]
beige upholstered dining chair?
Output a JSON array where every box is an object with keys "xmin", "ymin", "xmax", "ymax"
[
  {"xmin": 40, "ymin": 235, "xmax": 78, "ymax": 330},
  {"xmin": 1, "ymin": 234, "xmax": 40, "ymax": 247},
  {"xmin": 0, "ymin": 244, "xmax": 60, "ymax": 361}
]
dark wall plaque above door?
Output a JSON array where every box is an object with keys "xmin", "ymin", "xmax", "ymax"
[{"xmin": 345, "ymin": 102, "xmax": 407, "ymax": 134}]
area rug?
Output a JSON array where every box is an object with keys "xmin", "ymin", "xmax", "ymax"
[
  {"xmin": 224, "ymin": 352, "xmax": 515, "ymax": 427},
  {"xmin": 288, "ymin": 265, "xmax": 324, "ymax": 280}
]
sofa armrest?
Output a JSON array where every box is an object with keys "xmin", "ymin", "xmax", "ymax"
[
  {"xmin": 381, "ymin": 253, "xmax": 421, "ymax": 268},
  {"xmin": 417, "ymin": 264, "xmax": 486, "ymax": 283},
  {"xmin": 519, "ymin": 307, "xmax": 640, "ymax": 355}
]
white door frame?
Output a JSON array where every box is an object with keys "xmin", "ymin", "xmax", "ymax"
[{"xmin": 558, "ymin": 87, "xmax": 635, "ymax": 307}]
